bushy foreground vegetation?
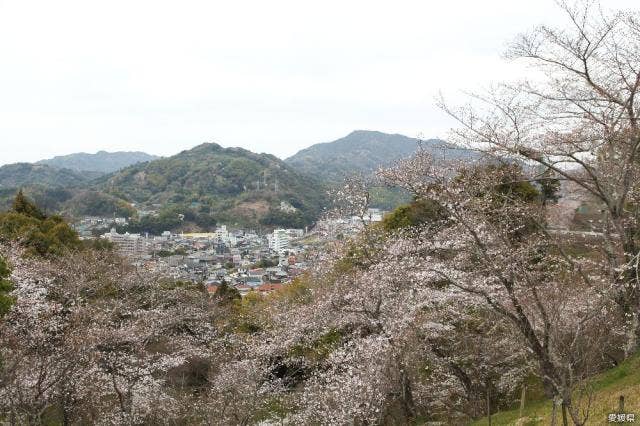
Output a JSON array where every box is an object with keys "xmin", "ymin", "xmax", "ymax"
[{"xmin": 0, "ymin": 190, "xmax": 82, "ymax": 257}]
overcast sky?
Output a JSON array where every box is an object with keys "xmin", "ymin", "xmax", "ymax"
[{"xmin": 0, "ymin": 0, "xmax": 636, "ymax": 165}]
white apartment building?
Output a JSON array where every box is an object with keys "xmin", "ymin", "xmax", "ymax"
[
  {"xmin": 214, "ymin": 225, "xmax": 237, "ymax": 246},
  {"xmin": 103, "ymin": 228, "xmax": 148, "ymax": 257},
  {"xmin": 268, "ymin": 229, "xmax": 290, "ymax": 253}
]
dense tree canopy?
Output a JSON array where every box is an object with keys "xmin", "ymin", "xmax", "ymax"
[{"xmin": 0, "ymin": 191, "xmax": 81, "ymax": 256}]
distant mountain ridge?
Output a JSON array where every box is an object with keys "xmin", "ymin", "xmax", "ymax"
[
  {"xmin": 0, "ymin": 163, "xmax": 92, "ymax": 213},
  {"xmin": 0, "ymin": 163, "xmax": 93, "ymax": 189},
  {"xmin": 37, "ymin": 150, "xmax": 158, "ymax": 174},
  {"xmin": 0, "ymin": 131, "xmax": 474, "ymax": 229},
  {"xmin": 285, "ymin": 130, "xmax": 473, "ymax": 182}
]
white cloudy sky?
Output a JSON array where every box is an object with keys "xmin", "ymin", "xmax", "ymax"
[{"xmin": 0, "ymin": 0, "xmax": 636, "ymax": 165}]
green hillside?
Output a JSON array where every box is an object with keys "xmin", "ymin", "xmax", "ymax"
[
  {"xmin": 0, "ymin": 164, "xmax": 92, "ymax": 214},
  {"xmin": 285, "ymin": 130, "xmax": 472, "ymax": 182},
  {"xmin": 97, "ymin": 142, "xmax": 326, "ymax": 229},
  {"xmin": 0, "ymin": 185, "xmax": 75, "ymax": 214},
  {"xmin": 63, "ymin": 190, "xmax": 136, "ymax": 218},
  {"xmin": 0, "ymin": 163, "xmax": 95, "ymax": 189},
  {"xmin": 285, "ymin": 130, "xmax": 474, "ymax": 209}
]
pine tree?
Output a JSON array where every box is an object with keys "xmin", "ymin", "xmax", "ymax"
[
  {"xmin": 536, "ymin": 169, "xmax": 561, "ymax": 207},
  {"xmin": 12, "ymin": 189, "xmax": 45, "ymax": 220}
]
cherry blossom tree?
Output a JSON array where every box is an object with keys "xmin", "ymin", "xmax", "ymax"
[
  {"xmin": 0, "ymin": 245, "xmax": 222, "ymax": 424},
  {"xmin": 377, "ymin": 152, "xmax": 620, "ymax": 425},
  {"xmin": 216, "ymin": 173, "xmax": 548, "ymax": 424},
  {"xmin": 439, "ymin": 0, "xmax": 640, "ymax": 356}
]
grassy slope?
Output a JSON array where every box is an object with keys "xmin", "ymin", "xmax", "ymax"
[{"xmin": 471, "ymin": 354, "xmax": 640, "ymax": 425}]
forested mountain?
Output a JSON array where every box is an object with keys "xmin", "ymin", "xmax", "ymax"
[
  {"xmin": 0, "ymin": 143, "xmax": 327, "ymax": 230},
  {"xmin": 97, "ymin": 142, "xmax": 326, "ymax": 229},
  {"xmin": 0, "ymin": 131, "xmax": 472, "ymax": 226},
  {"xmin": 0, "ymin": 163, "xmax": 94, "ymax": 189},
  {"xmin": 285, "ymin": 130, "xmax": 476, "ymax": 209},
  {"xmin": 0, "ymin": 163, "xmax": 98, "ymax": 214},
  {"xmin": 285, "ymin": 130, "xmax": 473, "ymax": 182},
  {"xmin": 0, "ymin": 151, "xmax": 154, "ymax": 220},
  {"xmin": 37, "ymin": 150, "xmax": 158, "ymax": 173}
]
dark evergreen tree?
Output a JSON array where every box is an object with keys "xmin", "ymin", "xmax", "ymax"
[
  {"xmin": 12, "ymin": 189, "xmax": 46, "ymax": 220},
  {"xmin": 214, "ymin": 282, "xmax": 241, "ymax": 304},
  {"xmin": 536, "ymin": 169, "xmax": 561, "ymax": 206}
]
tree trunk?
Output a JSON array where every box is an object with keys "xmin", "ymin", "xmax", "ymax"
[
  {"xmin": 399, "ymin": 368, "xmax": 416, "ymax": 421},
  {"xmin": 624, "ymin": 311, "xmax": 640, "ymax": 358},
  {"xmin": 619, "ymin": 225, "xmax": 640, "ymax": 357},
  {"xmin": 561, "ymin": 402, "xmax": 569, "ymax": 426},
  {"xmin": 486, "ymin": 381, "xmax": 492, "ymax": 426},
  {"xmin": 519, "ymin": 385, "xmax": 526, "ymax": 419}
]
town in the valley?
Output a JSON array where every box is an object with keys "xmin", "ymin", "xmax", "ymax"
[{"xmin": 72, "ymin": 208, "xmax": 386, "ymax": 298}]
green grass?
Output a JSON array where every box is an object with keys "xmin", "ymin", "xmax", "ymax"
[{"xmin": 471, "ymin": 354, "xmax": 640, "ymax": 425}]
